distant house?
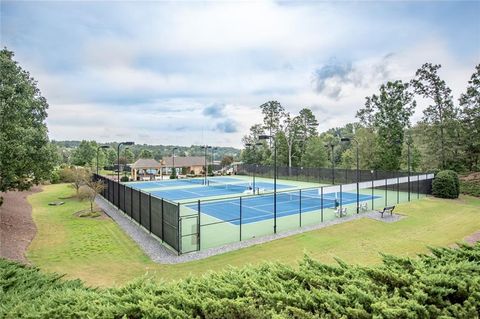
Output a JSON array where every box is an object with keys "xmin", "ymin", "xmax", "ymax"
[
  {"xmin": 130, "ymin": 158, "xmax": 163, "ymax": 181},
  {"xmin": 162, "ymin": 156, "xmax": 206, "ymax": 175}
]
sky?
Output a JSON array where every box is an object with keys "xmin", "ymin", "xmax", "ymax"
[{"xmin": 1, "ymin": 1, "xmax": 479, "ymax": 148}]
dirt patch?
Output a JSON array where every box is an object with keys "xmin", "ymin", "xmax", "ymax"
[
  {"xmin": 0, "ymin": 186, "xmax": 42, "ymax": 264},
  {"xmin": 460, "ymin": 172, "xmax": 480, "ymax": 181},
  {"xmin": 464, "ymin": 230, "xmax": 480, "ymax": 245}
]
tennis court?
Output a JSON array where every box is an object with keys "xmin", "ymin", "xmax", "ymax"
[
  {"xmin": 188, "ymin": 190, "xmax": 380, "ymax": 225},
  {"xmin": 150, "ymin": 180, "xmax": 293, "ymax": 201}
]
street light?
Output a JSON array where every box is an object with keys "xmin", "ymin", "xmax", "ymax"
[
  {"xmin": 324, "ymin": 143, "xmax": 335, "ymax": 184},
  {"xmin": 211, "ymin": 147, "xmax": 218, "ymax": 175},
  {"xmin": 96, "ymin": 145, "xmax": 110, "ymax": 175},
  {"xmin": 341, "ymin": 137, "xmax": 359, "ymax": 214},
  {"xmin": 117, "ymin": 142, "xmax": 134, "ymax": 206},
  {"xmin": 245, "ymin": 142, "xmax": 263, "ymax": 193},
  {"xmin": 172, "ymin": 147, "xmax": 178, "ymax": 179},
  {"xmin": 201, "ymin": 145, "xmax": 212, "ymax": 184},
  {"xmin": 258, "ymin": 134, "xmax": 277, "ymax": 233}
]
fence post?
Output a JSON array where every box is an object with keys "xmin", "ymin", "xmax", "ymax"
[
  {"xmin": 299, "ymin": 189, "xmax": 302, "ymax": 227},
  {"xmin": 123, "ymin": 184, "xmax": 126, "ymax": 212},
  {"xmin": 371, "ymin": 177, "xmax": 374, "ymax": 210},
  {"xmin": 321, "ymin": 187, "xmax": 324, "ymax": 222},
  {"xmin": 149, "ymin": 193, "xmax": 152, "ymax": 233},
  {"xmin": 397, "ymin": 177, "xmax": 399, "ymax": 204},
  {"xmin": 239, "ymin": 197, "xmax": 242, "ymax": 241},
  {"xmin": 197, "ymin": 200, "xmax": 201, "ymax": 251},
  {"xmin": 417, "ymin": 175, "xmax": 420, "ymax": 199},
  {"xmin": 130, "ymin": 187, "xmax": 133, "ymax": 219},
  {"xmin": 161, "ymin": 199, "xmax": 164, "ymax": 243},
  {"xmin": 139, "ymin": 191, "xmax": 142, "ymax": 225},
  {"xmin": 178, "ymin": 203, "xmax": 181, "ymax": 255},
  {"xmin": 339, "ymin": 184, "xmax": 343, "ymax": 212},
  {"xmin": 385, "ymin": 179, "xmax": 388, "ymax": 207}
]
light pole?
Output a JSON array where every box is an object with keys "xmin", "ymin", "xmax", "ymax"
[
  {"xmin": 407, "ymin": 141, "xmax": 411, "ymax": 201},
  {"xmin": 245, "ymin": 142, "xmax": 263, "ymax": 193},
  {"xmin": 211, "ymin": 147, "xmax": 217, "ymax": 175},
  {"xmin": 96, "ymin": 145, "xmax": 110, "ymax": 175},
  {"xmin": 341, "ymin": 137, "xmax": 359, "ymax": 214},
  {"xmin": 201, "ymin": 145, "xmax": 211, "ymax": 184},
  {"xmin": 324, "ymin": 143, "xmax": 335, "ymax": 184},
  {"xmin": 117, "ymin": 142, "xmax": 135, "ymax": 205},
  {"xmin": 259, "ymin": 134, "xmax": 277, "ymax": 233},
  {"xmin": 172, "ymin": 147, "xmax": 178, "ymax": 179}
]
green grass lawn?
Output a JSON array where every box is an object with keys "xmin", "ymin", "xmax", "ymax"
[{"xmin": 27, "ymin": 183, "xmax": 480, "ymax": 287}]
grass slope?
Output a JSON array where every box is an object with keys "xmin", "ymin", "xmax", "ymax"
[{"xmin": 27, "ymin": 183, "xmax": 480, "ymax": 287}]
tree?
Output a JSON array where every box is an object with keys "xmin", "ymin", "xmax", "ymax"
[
  {"xmin": 241, "ymin": 124, "xmax": 267, "ymax": 164},
  {"xmin": 121, "ymin": 148, "xmax": 135, "ymax": 163},
  {"xmin": 297, "ymin": 108, "xmax": 319, "ymax": 152},
  {"xmin": 220, "ymin": 155, "xmax": 234, "ymax": 167},
  {"xmin": 260, "ymin": 101, "xmax": 285, "ymax": 147},
  {"xmin": 279, "ymin": 112, "xmax": 302, "ymax": 173},
  {"xmin": 138, "ymin": 149, "xmax": 153, "ymax": 159},
  {"xmin": 84, "ymin": 177, "xmax": 105, "ymax": 213},
  {"xmin": 72, "ymin": 140, "xmax": 97, "ymax": 167},
  {"xmin": 357, "ymin": 80, "xmax": 416, "ymax": 170},
  {"xmin": 459, "ymin": 64, "xmax": 480, "ymax": 171},
  {"xmin": 0, "ymin": 49, "xmax": 56, "ymax": 204},
  {"xmin": 411, "ymin": 63, "xmax": 459, "ymax": 169},
  {"xmin": 300, "ymin": 136, "xmax": 328, "ymax": 168},
  {"xmin": 68, "ymin": 167, "xmax": 89, "ymax": 197},
  {"xmin": 106, "ymin": 149, "xmax": 117, "ymax": 167}
]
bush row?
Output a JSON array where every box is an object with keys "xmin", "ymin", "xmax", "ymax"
[
  {"xmin": 1, "ymin": 243, "xmax": 480, "ymax": 318},
  {"xmin": 460, "ymin": 180, "xmax": 480, "ymax": 197}
]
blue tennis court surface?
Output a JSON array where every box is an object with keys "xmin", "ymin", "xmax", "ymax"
[
  {"xmin": 151, "ymin": 181, "xmax": 293, "ymax": 201},
  {"xmin": 188, "ymin": 191, "xmax": 380, "ymax": 225},
  {"xmin": 124, "ymin": 177, "xmax": 245, "ymax": 190}
]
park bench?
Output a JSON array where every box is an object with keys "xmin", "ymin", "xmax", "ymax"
[
  {"xmin": 335, "ymin": 207, "xmax": 347, "ymax": 217},
  {"xmin": 379, "ymin": 205, "xmax": 395, "ymax": 218},
  {"xmin": 359, "ymin": 202, "xmax": 368, "ymax": 212}
]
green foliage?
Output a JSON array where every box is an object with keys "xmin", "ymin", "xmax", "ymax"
[
  {"xmin": 138, "ymin": 149, "xmax": 153, "ymax": 159},
  {"xmin": 181, "ymin": 167, "xmax": 188, "ymax": 175},
  {"xmin": 459, "ymin": 64, "xmax": 480, "ymax": 171},
  {"xmin": 49, "ymin": 170, "xmax": 60, "ymax": 184},
  {"xmin": 71, "ymin": 140, "xmax": 97, "ymax": 167},
  {"xmin": 169, "ymin": 169, "xmax": 177, "ymax": 179},
  {"xmin": 2, "ymin": 243, "xmax": 480, "ymax": 318},
  {"xmin": 460, "ymin": 180, "xmax": 480, "ymax": 197},
  {"xmin": 357, "ymin": 80, "xmax": 416, "ymax": 171},
  {"xmin": 0, "ymin": 49, "xmax": 57, "ymax": 194},
  {"xmin": 300, "ymin": 136, "xmax": 327, "ymax": 168},
  {"xmin": 432, "ymin": 170, "xmax": 460, "ymax": 199},
  {"xmin": 121, "ymin": 148, "xmax": 135, "ymax": 163},
  {"xmin": 120, "ymin": 176, "xmax": 129, "ymax": 182},
  {"xmin": 411, "ymin": 63, "xmax": 459, "ymax": 170}
]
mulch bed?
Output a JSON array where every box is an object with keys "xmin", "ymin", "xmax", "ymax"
[{"xmin": 0, "ymin": 186, "xmax": 42, "ymax": 264}]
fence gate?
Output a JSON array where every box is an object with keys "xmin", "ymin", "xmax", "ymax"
[{"xmin": 180, "ymin": 215, "xmax": 199, "ymax": 254}]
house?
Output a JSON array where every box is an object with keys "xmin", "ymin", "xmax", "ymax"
[
  {"xmin": 162, "ymin": 156, "xmax": 206, "ymax": 175},
  {"xmin": 130, "ymin": 158, "xmax": 163, "ymax": 181}
]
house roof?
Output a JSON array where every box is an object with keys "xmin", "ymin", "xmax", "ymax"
[
  {"xmin": 131, "ymin": 158, "xmax": 162, "ymax": 169},
  {"xmin": 162, "ymin": 156, "xmax": 205, "ymax": 167}
]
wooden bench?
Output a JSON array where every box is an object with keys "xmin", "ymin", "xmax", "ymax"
[
  {"xmin": 379, "ymin": 205, "xmax": 395, "ymax": 218},
  {"xmin": 335, "ymin": 207, "xmax": 347, "ymax": 217}
]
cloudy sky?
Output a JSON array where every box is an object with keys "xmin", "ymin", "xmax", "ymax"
[{"xmin": 2, "ymin": 1, "xmax": 479, "ymax": 147}]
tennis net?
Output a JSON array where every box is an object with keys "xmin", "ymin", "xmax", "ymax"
[
  {"xmin": 275, "ymin": 191, "xmax": 339, "ymax": 207},
  {"xmin": 207, "ymin": 180, "xmax": 252, "ymax": 192}
]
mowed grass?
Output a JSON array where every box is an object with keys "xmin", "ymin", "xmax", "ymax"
[{"xmin": 27, "ymin": 183, "xmax": 480, "ymax": 287}]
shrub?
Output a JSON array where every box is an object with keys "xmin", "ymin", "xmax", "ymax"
[
  {"xmin": 49, "ymin": 170, "xmax": 60, "ymax": 184},
  {"xmin": 77, "ymin": 186, "xmax": 90, "ymax": 201},
  {"xmin": 1, "ymin": 244, "xmax": 479, "ymax": 318},
  {"xmin": 460, "ymin": 180, "xmax": 480, "ymax": 197},
  {"xmin": 120, "ymin": 176, "xmax": 129, "ymax": 182},
  {"xmin": 432, "ymin": 170, "xmax": 460, "ymax": 199}
]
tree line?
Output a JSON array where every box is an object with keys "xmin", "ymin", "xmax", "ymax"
[{"xmin": 241, "ymin": 63, "xmax": 480, "ymax": 173}]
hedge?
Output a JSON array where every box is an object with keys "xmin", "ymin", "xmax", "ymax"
[
  {"xmin": 460, "ymin": 180, "xmax": 480, "ymax": 197},
  {"xmin": 1, "ymin": 243, "xmax": 480, "ymax": 318},
  {"xmin": 432, "ymin": 170, "xmax": 460, "ymax": 199}
]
